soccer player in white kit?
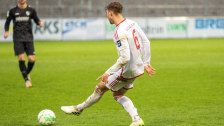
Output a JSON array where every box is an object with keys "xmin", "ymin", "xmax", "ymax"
[{"xmin": 61, "ymin": 2, "xmax": 155, "ymax": 126}]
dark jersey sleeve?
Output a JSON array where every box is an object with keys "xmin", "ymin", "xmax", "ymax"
[
  {"xmin": 4, "ymin": 10, "xmax": 13, "ymax": 32},
  {"xmin": 31, "ymin": 9, "xmax": 40, "ymax": 25}
]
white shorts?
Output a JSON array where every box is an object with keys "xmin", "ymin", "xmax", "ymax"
[{"xmin": 105, "ymin": 70, "xmax": 136, "ymax": 91}]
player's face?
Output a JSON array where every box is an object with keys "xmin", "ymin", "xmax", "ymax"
[
  {"xmin": 106, "ymin": 10, "xmax": 115, "ymax": 24},
  {"xmin": 18, "ymin": 0, "xmax": 27, "ymax": 5}
]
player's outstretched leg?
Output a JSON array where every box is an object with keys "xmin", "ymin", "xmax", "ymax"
[
  {"xmin": 114, "ymin": 89, "xmax": 144, "ymax": 126},
  {"xmin": 61, "ymin": 83, "xmax": 108, "ymax": 116}
]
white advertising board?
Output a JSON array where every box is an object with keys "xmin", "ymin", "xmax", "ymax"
[
  {"xmin": 33, "ymin": 19, "xmax": 62, "ymax": 40},
  {"xmin": 1, "ymin": 17, "xmax": 223, "ymax": 41},
  {"xmin": 145, "ymin": 18, "xmax": 188, "ymax": 39},
  {"xmin": 188, "ymin": 18, "xmax": 224, "ymax": 38},
  {"xmin": 104, "ymin": 17, "xmax": 224, "ymax": 39},
  {"xmin": 62, "ymin": 18, "xmax": 105, "ymax": 40}
]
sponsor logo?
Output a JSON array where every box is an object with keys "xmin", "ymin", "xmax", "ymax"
[
  {"xmin": 26, "ymin": 11, "xmax": 30, "ymax": 16},
  {"xmin": 33, "ymin": 20, "xmax": 60, "ymax": 34},
  {"xmin": 117, "ymin": 40, "xmax": 122, "ymax": 47},
  {"xmin": 16, "ymin": 17, "xmax": 29, "ymax": 22},
  {"xmin": 195, "ymin": 19, "xmax": 224, "ymax": 29},
  {"xmin": 62, "ymin": 20, "xmax": 87, "ymax": 34},
  {"xmin": 15, "ymin": 13, "xmax": 19, "ymax": 16},
  {"xmin": 167, "ymin": 23, "xmax": 186, "ymax": 32},
  {"xmin": 146, "ymin": 25, "xmax": 164, "ymax": 34}
]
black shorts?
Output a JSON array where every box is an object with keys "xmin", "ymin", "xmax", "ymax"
[{"xmin": 13, "ymin": 41, "xmax": 35, "ymax": 56}]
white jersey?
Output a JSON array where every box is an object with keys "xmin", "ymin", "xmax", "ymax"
[{"xmin": 105, "ymin": 18, "xmax": 151, "ymax": 79}]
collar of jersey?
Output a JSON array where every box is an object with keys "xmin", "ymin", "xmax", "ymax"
[{"xmin": 116, "ymin": 18, "xmax": 126, "ymax": 27}]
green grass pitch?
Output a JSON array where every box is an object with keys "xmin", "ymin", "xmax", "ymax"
[{"xmin": 0, "ymin": 39, "xmax": 223, "ymax": 126}]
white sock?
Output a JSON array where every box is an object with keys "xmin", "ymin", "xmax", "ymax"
[
  {"xmin": 77, "ymin": 86, "xmax": 103, "ymax": 110},
  {"xmin": 117, "ymin": 96, "xmax": 140, "ymax": 121}
]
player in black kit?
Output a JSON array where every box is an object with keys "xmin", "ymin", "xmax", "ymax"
[{"xmin": 4, "ymin": 0, "xmax": 44, "ymax": 88}]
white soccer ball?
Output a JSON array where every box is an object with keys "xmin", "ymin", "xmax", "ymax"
[{"xmin": 38, "ymin": 109, "xmax": 56, "ymax": 126}]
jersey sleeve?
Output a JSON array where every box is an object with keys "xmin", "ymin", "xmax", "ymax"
[
  {"xmin": 31, "ymin": 8, "xmax": 41, "ymax": 25},
  {"xmin": 4, "ymin": 10, "xmax": 13, "ymax": 32},
  {"xmin": 105, "ymin": 31, "xmax": 130, "ymax": 75},
  {"xmin": 137, "ymin": 24, "xmax": 151, "ymax": 66}
]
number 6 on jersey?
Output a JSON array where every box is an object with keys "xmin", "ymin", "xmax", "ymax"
[{"xmin": 132, "ymin": 29, "xmax": 140, "ymax": 50}]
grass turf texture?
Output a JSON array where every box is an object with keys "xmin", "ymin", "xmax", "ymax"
[{"xmin": 0, "ymin": 39, "xmax": 223, "ymax": 126}]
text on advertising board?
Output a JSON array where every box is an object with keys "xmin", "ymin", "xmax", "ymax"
[{"xmin": 195, "ymin": 19, "xmax": 224, "ymax": 29}]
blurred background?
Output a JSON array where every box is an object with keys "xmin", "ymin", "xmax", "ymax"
[
  {"xmin": 0, "ymin": 0, "xmax": 224, "ymax": 41},
  {"xmin": 1, "ymin": 0, "xmax": 224, "ymax": 18}
]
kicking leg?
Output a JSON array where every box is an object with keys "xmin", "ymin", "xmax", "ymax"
[
  {"xmin": 76, "ymin": 81, "xmax": 108, "ymax": 110},
  {"xmin": 114, "ymin": 88, "xmax": 144, "ymax": 126},
  {"xmin": 61, "ymin": 81, "xmax": 109, "ymax": 115}
]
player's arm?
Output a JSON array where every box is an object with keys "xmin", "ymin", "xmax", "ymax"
[
  {"xmin": 4, "ymin": 10, "xmax": 13, "ymax": 39},
  {"xmin": 97, "ymin": 35, "xmax": 130, "ymax": 83},
  {"xmin": 137, "ymin": 25, "xmax": 155, "ymax": 77},
  {"xmin": 31, "ymin": 9, "xmax": 44, "ymax": 27}
]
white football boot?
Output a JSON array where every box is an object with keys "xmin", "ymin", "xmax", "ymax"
[
  {"xmin": 25, "ymin": 80, "xmax": 32, "ymax": 88},
  {"xmin": 130, "ymin": 118, "xmax": 144, "ymax": 126},
  {"xmin": 61, "ymin": 106, "xmax": 83, "ymax": 116}
]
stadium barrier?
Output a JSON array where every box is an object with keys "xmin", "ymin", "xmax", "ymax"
[{"xmin": 0, "ymin": 17, "xmax": 223, "ymax": 41}]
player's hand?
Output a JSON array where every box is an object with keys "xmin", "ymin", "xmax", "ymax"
[
  {"xmin": 144, "ymin": 65, "xmax": 156, "ymax": 77},
  {"xmin": 96, "ymin": 73, "xmax": 109, "ymax": 84},
  {"xmin": 39, "ymin": 22, "xmax": 44, "ymax": 27},
  {"xmin": 4, "ymin": 32, "xmax": 9, "ymax": 39}
]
